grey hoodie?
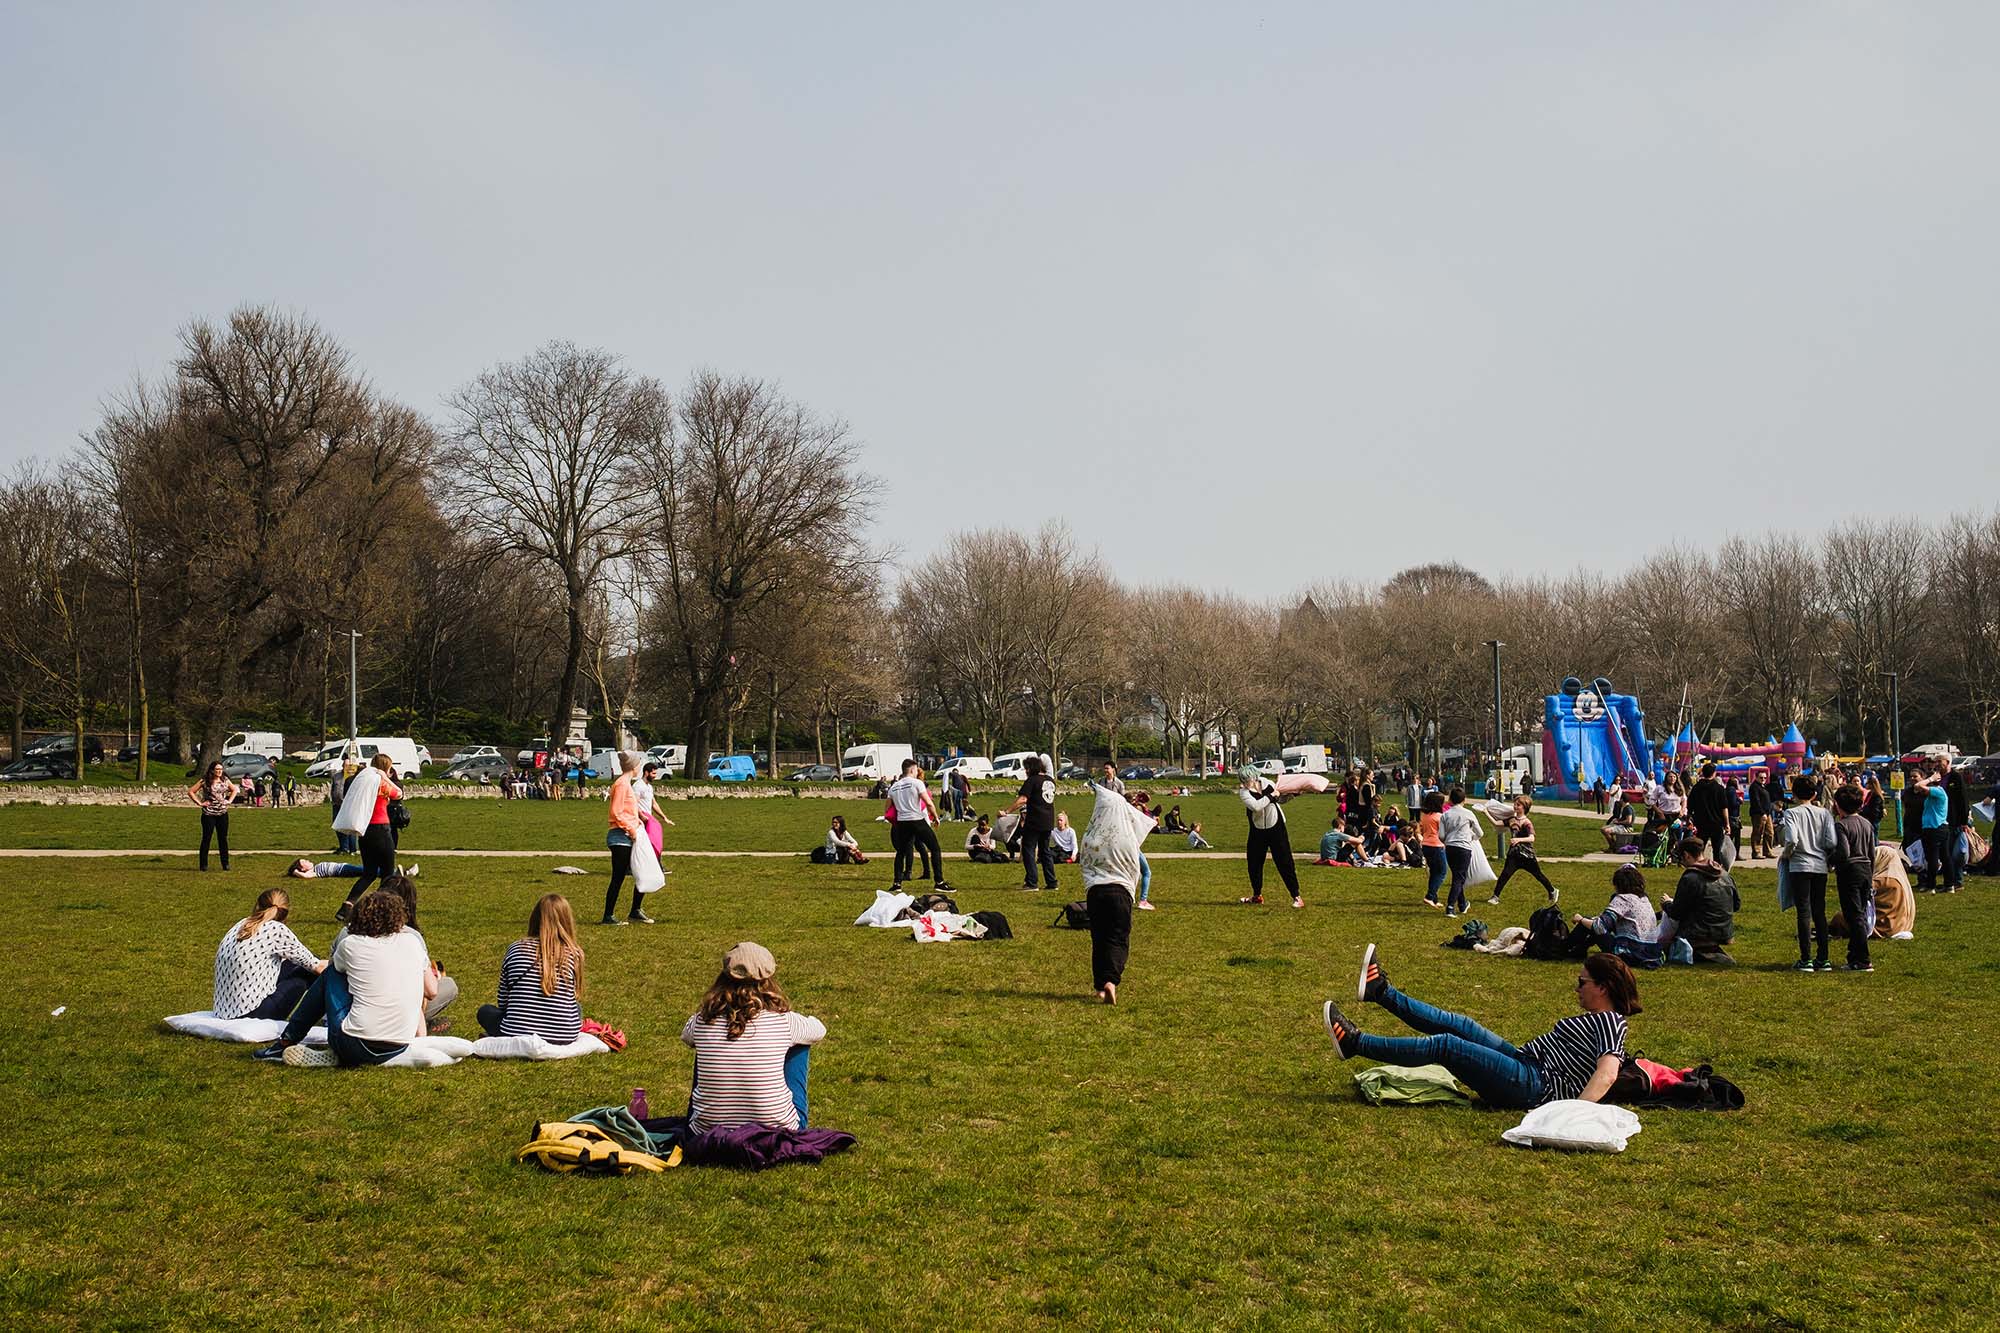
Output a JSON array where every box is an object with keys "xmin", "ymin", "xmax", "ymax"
[{"xmin": 1778, "ymin": 801, "xmax": 1838, "ymax": 875}]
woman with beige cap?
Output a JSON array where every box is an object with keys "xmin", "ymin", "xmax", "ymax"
[{"xmin": 680, "ymin": 942, "xmax": 827, "ymax": 1132}]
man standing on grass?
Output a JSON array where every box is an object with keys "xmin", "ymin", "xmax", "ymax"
[
  {"xmin": 1688, "ymin": 762, "xmax": 1733, "ymax": 869},
  {"xmin": 1747, "ymin": 770, "xmax": 1775, "ymax": 858}
]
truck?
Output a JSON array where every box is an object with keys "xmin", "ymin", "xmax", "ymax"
[
  {"xmin": 841, "ymin": 742, "xmax": 913, "ymax": 782},
  {"xmin": 1492, "ymin": 743, "xmax": 1544, "ymax": 796},
  {"xmin": 1281, "ymin": 744, "xmax": 1333, "ymax": 774},
  {"xmin": 221, "ymin": 730, "xmax": 284, "ymax": 762}
]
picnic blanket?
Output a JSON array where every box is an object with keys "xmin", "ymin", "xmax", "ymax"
[
  {"xmin": 163, "ymin": 1012, "xmax": 472, "ymax": 1068},
  {"xmin": 469, "ymin": 1033, "xmax": 610, "ymax": 1061}
]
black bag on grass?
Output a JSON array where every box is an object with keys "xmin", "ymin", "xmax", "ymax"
[
  {"xmin": 1524, "ymin": 905, "xmax": 1576, "ymax": 960},
  {"xmin": 1053, "ymin": 900, "xmax": 1091, "ymax": 929},
  {"xmin": 969, "ymin": 911, "xmax": 1012, "ymax": 939}
]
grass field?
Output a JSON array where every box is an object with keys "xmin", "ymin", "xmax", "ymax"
[{"xmin": 3, "ymin": 801, "xmax": 1997, "ymax": 1329}]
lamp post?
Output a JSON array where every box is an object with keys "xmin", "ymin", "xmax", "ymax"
[
  {"xmin": 1882, "ymin": 670, "xmax": 1902, "ymax": 837},
  {"xmin": 1484, "ymin": 640, "xmax": 1504, "ymax": 788},
  {"xmin": 348, "ymin": 630, "xmax": 361, "ymax": 747}
]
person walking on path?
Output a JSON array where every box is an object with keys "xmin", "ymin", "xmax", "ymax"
[
  {"xmin": 188, "ymin": 760, "xmax": 234, "ymax": 871},
  {"xmin": 1437, "ymin": 787, "xmax": 1484, "ymax": 918},
  {"xmin": 1237, "ymin": 769, "xmax": 1304, "ymax": 909},
  {"xmin": 1778, "ymin": 773, "xmax": 1839, "ymax": 972},
  {"xmin": 1006, "ymin": 754, "xmax": 1059, "ymax": 893},
  {"xmin": 1487, "ymin": 795, "xmax": 1558, "ymax": 906},
  {"xmin": 334, "ymin": 754, "xmax": 401, "ymax": 922},
  {"xmin": 602, "ymin": 751, "xmax": 651, "ymax": 926}
]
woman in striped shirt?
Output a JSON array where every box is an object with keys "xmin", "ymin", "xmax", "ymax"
[
  {"xmin": 680, "ymin": 942, "xmax": 826, "ymax": 1133},
  {"xmin": 477, "ymin": 893, "xmax": 584, "ymax": 1043},
  {"xmin": 1322, "ymin": 945, "xmax": 1638, "ymax": 1109}
]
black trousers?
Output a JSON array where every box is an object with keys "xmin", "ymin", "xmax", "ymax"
[
  {"xmin": 1919, "ymin": 828, "xmax": 1948, "ymax": 889},
  {"xmin": 893, "ymin": 821, "xmax": 946, "ymax": 886},
  {"xmin": 247, "ymin": 958, "xmax": 315, "ymax": 1021},
  {"xmin": 603, "ymin": 843, "xmax": 636, "ymax": 918},
  {"xmin": 1246, "ymin": 822, "xmax": 1301, "ymax": 900},
  {"xmin": 1491, "ymin": 845, "xmax": 1555, "ymax": 899},
  {"xmin": 1792, "ymin": 869, "xmax": 1829, "ymax": 962},
  {"xmin": 345, "ymin": 824, "xmax": 395, "ymax": 903},
  {"xmin": 1834, "ymin": 871, "xmax": 1872, "ymax": 968},
  {"xmin": 1087, "ymin": 884, "xmax": 1133, "ymax": 989},
  {"xmin": 1020, "ymin": 827, "xmax": 1057, "ymax": 889},
  {"xmin": 198, "ymin": 812, "xmax": 230, "ymax": 869}
]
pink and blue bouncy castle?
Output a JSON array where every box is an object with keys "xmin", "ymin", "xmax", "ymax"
[
  {"xmin": 1658, "ymin": 723, "xmax": 1807, "ymax": 785},
  {"xmin": 1541, "ymin": 676, "xmax": 1655, "ymax": 797}
]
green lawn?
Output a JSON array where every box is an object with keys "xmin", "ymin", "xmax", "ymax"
[
  {"xmin": 2, "ymin": 809, "xmax": 1996, "ymax": 1329},
  {"xmin": 0, "ymin": 789, "xmax": 1621, "ymax": 859}
]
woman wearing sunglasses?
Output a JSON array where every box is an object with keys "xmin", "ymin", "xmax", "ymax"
[{"xmin": 1321, "ymin": 944, "xmax": 1640, "ymax": 1108}]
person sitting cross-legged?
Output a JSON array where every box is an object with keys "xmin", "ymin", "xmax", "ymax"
[
  {"xmin": 476, "ymin": 893, "xmax": 584, "ymax": 1044},
  {"xmin": 254, "ymin": 889, "xmax": 433, "ymax": 1068},
  {"xmin": 1321, "ymin": 944, "xmax": 1638, "ymax": 1109},
  {"xmin": 681, "ymin": 942, "xmax": 826, "ymax": 1133}
]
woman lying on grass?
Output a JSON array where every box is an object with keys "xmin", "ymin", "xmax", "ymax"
[
  {"xmin": 1322, "ymin": 946, "xmax": 1639, "ymax": 1109},
  {"xmin": 477, "ymin": 893, "xmax": 584, "ymax": 1043},
  {"xmin": 213, "ymin": 888, "xmax": 324, "ymax": 1020},
  {"xmin": 681, "ymin": 943, "xmax": 826, "ymax": 1133}
]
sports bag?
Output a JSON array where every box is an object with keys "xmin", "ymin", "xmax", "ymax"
[{"xmin": 1053, "ymin": 900, "xmax": 1091, "ymax": 929}]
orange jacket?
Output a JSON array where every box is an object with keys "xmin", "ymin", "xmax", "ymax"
[{"xmin": 607, "ymin": 774, "xmax": 642, "ymax": 838}]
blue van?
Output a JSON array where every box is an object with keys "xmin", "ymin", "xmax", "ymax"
[{"xmin": 707, "ymin": 754, "xmax": 757, "ymax": 782}]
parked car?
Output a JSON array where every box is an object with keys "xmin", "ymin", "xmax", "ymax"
[
  {"xmin": 1250, "ymin": 758, "xmax": 1285, "ymax": 779},
  {"xmin": 453, "ymin": 745, "xmax": 503, "ymax": 763},
  {"xmin": 189, "ymin": 752, "xmax": 277, "ymax": 783},
  {"xmin": 786, "ymin": 763, "xmax": 840, "ymax": 782},
  {"xmin": 1118, "ymin": 765, "xmax": 1157, "ymax": 781},
  {"xmin": 1057, "ymin": 762, "xmax": 1087, "ymax": 779},
  {"xmin": 992, "ymin": 751, "xmax": 1042, "ymax": 781},
  {"xmin": 1156, "ymin": 767, "xmax": 1185, "ymax": 778},
  {"xmin": 302, "ymin": 736, "xmax": 423, "ymax": 779},
  {"xmin": 646, "ymin": 743, "xmax": 688, "ymax": 774},
  {"xmin": 443, "ymin": 754, "xmax": 512, "ymax": 782},
  {"xmin": 708, "ymin": 754, "xmax": 757, "ymax": 782},
  {"xmin": 25, "ymin": 734, "xmax": 105, "ymax": 763},
  {"xmin": 1, "ymin": 757, "xmax": 75, "ymax": 781},
  {"xmin": 118, "ymin": 739, "xmax": 174, "ymax": 762}
]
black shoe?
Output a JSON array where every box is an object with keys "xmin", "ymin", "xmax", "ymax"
[
  {"xmin": 1357, "ymin": 943, "xmax": 1389, "ymax": 1004},
  {"xmin": 251, "ymin": 1043, "xmax": 289, "ymax": 1063},
  {"xmin": 1322, "ymin": 1001, "xmax": 1362, "ymax": 1059},
  {"xmin": 334, "ymin": 902, "xmax": 352, "ymax": 924},
  {"xmin": 599, "ymin": 915, "xmax": 627, "ymax": 927}
]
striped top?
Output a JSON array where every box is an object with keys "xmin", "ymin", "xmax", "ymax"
[
  {"xmin": 680, "ymin": 1010, "xmax": 827, "ymax": 1134},
  {"xmin": 1521, "ymin": 1011, "xmax": 1627, "ymax": 1103},
  {"xmin": 493, "ymin": 938, "xmax": 582, "ymax": 1042}
]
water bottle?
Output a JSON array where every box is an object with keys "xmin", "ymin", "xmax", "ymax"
[{"xmin": 628, "ymin": 1087, "xmax": 649, "ymax": 1120}]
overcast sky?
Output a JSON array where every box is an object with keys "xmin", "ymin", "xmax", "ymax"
[{"xmin": 4, "ymin": 3, "xmax": 1995, "ymax": 596}]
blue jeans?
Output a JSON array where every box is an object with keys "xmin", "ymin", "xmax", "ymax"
[
  {"xmin": 1136, "ymin": 852, "xmax": 1152, "ymax": 903},
  {"xmin": 688, "ymin": 1046, "xmax": 811, "ymax": 1128},
  {"xmin": 1422, "ymin": 845, "xmax": 1447, "ymax": 902},
  {"xmin": 280, "ymin": 969, "xmax": 407, "ymax": 1067},
  {"xmin": 336, "ymin": 831, "xmax": 359, "ymax": 855},
  {"xmin": 1354, "ymin": 983, "xmax": 1545, "ymax": 1109}
]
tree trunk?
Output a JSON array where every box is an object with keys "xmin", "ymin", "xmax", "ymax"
[
  {"xmin": 767, "ymin": 669, "xmax": 779, "ymax": 778},
  {"xmin": 10, "ymin": 694, "xmax": 21, "ymax": 762},
  {"xmin": 551, "ymin": 593, "xmax": 588, "ymax": 759}
]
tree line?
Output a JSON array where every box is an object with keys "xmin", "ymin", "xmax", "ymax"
[{"xmin": 4, "ymin": 304, "xmax": 1995, "ymax": 778}]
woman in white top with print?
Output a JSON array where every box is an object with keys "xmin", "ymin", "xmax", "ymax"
[{"xmin": 213, "ymin": 888, "xmax": 324, "ymax": 1019}]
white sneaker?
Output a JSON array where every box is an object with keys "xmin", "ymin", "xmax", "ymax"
[
  {"xmin": 282, "ymin": 1044, "xmax": 337, "ymax": 1068},
  {"xmin": 1485, "ymin": 896, "xmax": 1503, "ymax": 906},
  {"xmin": 405, "ymin": 863, "xmax": 419, "ymax": 878}
]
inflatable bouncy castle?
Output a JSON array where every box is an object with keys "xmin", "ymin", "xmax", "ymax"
[
  {"xmin": 1659, "ymin": 723, "xmax": 1807, "ymax": 784},
  {"xmin": 1542, "ymin": 676, "xmax": 1654, "ymax": 797}
]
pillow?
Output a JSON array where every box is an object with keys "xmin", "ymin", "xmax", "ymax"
[
  {"xmin": 165, "ymin": 1011, "xmax": 326, "ymax": 1044},
  {"xmin": 1500, "ymin": 1100, "xmax": 1643, "ymax": 1152},
  {"xmin": 469, "ymin": 1033, "xmax": 610, "ymax": 1061},
  {"xmin": 1274, "ymin": 773, "xmax": 1329, "ymax": 796},
  {"xmin": 855, "ymin": 890, "xmax": 914, "ymax": 927}
]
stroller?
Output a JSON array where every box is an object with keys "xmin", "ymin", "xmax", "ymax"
[{"xmin": 1641, "ymin": 817, "xmax": 1684, "ymax": 869}]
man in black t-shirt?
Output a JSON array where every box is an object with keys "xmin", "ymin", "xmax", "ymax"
[
  {"xmin": 1687, "ymin": 762, "xmax": 1732, "ymax": 868},
  {"xmin": 1006, "ymin": 754, "xmax": 1059, "ymax": 891}
]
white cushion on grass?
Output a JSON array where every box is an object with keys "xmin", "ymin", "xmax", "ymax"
[
  {"xmin": 1501, "ymin": 1100, "xmax": 1643, "ymax": 1153},
  {"xmin": 166, "ymin": 1011, "xmax": 326, "ymax": 1044},
  {"xmin": 379, "ymin": 1036, "xmax": 475, "ymax": 1068},
  {"xmin": 468, "ymin": 1033, "xmax": 609, "ymax": 1061},
  {"xmin": 855, "ymin": 890, "xmax": 914, "ymax": 927}
]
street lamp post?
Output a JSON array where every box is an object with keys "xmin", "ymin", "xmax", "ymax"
[
  {"xmin": 348, "ymin": 630, "xmax": 361, "ymax": 747},
  {"xmin": 1484, "ymin": 640, "xmax": 1504, "ymax": 788}
]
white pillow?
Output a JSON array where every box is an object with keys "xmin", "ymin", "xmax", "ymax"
[
  {"xmin": 1501, "ymin": 1099, "xmax": 1642, "ymax": 1153},
  {"xmin": 855, "ymin": 890, "xmax": 914, "ymax": 927},
  {"xmin": 469, "ymin": 1033, "xmax": 609, "ymax": 1061}
]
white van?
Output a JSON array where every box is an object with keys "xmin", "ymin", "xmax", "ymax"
[
  {"xmin": 936, "ymin": 755, "xmax": 995, "ymax": 783},
  {"xmin": 221, "ymin": 730, "xmax": 285, "ymax": 762},
  {"xmin": 303, "ymin": 736, "xmax": 424, "ymax": 779},
  {"xmin": 586, "ymin": 748, "xmax": 622, "ymax": 779},
  {"xmin": 646, "ymin": 744, "xmax": 688, "ymax": 774},
  {"xmin": 1281, "ymin": 744, "xmax": 1332, "ymax": 774},
  {"xmin": 991, "ymin": 751, "xmax": 1043, "ymax": 781},
  {"xmin": 841, "ymin": 742, "xmax": 914, "ymax": 782}
]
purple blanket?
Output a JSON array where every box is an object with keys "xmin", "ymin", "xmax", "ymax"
[{"xmin": 682, "ymin": 1125, "xmax": 856, "ymax": 1169}]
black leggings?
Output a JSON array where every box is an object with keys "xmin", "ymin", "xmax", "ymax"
[
  {"xmin": 892, "ymin": 820, "xmax": 945, "ymax": 885},
  {"xmin": 1444, "ymin": 845, "xmax": 1471, "ymax": 914},
  {"xmin": 1835, "ymin": 871, "xmax": 1872, "ymax": 968},
  {"xmin": 1792, "ymin": 869, "xmax": 1829, "ymax": 963},
  {"xmin": 1246, "ymin": 821, "xmax": 1301, "ymax": 901},
  {"xmin": 344, "ymin": 824, "xmax": 395, "ymax": 903},
  {"xmin": 1087, "ymin": 884, "xmax": 1133, "ymax": 989},
  {"xmin": 603, "ymin": 843, "xmax": 635, "ymax": 919},
  {"xmin": 1492, "ymin": 845, "xmax": 1555, "ymax": 899},
  {"xmin": 1020, "ymin": 827, "xmax": 1057, "ymax": 889},
  {"xmin": 199, "ymin": 813, "xmax": 229, "ymax": 870}
]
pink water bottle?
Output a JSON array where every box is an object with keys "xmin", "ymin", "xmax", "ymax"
[{"xmin": 628, "ymin": 1087, "xmax": 649, "ymax": 1120}]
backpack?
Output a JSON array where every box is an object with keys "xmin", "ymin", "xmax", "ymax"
[
  {"xmin": 808, "ymin": 846, "xmax": 831, "ymax": 863},
  {"xmin": 1523, "ymin": 905, "xmax": 1572, "ymax": 960},
  {"xmin": 1053, "ymin": 900, "xmax": 1091, "ymax": 929},
  {"xmin": 969, "ymin": 910, "xmax": 1013, "ymax": 940}
]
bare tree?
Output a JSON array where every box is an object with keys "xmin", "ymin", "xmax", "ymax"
[
  {"xmin": 1715, "ymin": 535, "xmax": 1826, "ymax": 732},
  {"xmin": 1016, "ymin": 523, "xmax": 1116, "ymax": 762},
  {"xmin": 443, "ymin": 342, "xmax": 663, "ymax": 753},
  {"xmin": 896, "ymin": 530, "xmax": 1035, "ymax": 756},
  {"xmin": 636, "ymin": 371, "xmax": 875, "ymax": 777},
  {"xmin": 1934, "ymin": 513, "xmax": 2000, "ymax": 752},
  {"xmin": 1823, "ymin": 518, "xmax": 1934, "ymax": 754},
  {"xmin": 0, "ymin": 468, "xmax": 106, "ymax": 773}
]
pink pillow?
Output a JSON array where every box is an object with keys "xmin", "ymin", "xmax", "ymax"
[{"xmin": 1274, "ymin": 773, "xmax": 1330, "ymax": 795}]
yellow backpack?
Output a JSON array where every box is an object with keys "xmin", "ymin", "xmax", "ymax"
[{"xmin": 516, "ymin": 1121, "xmax": 680, "ymax": 1175}]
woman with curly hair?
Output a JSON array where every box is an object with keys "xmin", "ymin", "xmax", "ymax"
[
  {"xmin": 254, "ymin": 889, "xmax": 434, "ymax": 1068},
  {"xmin": 680, "ymin": 942, "xmax": 826, "ymax": 1133}
]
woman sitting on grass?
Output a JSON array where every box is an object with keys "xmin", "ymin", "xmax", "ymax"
[
  {"xmin": 213, "ymin": 888, "xmax": 325, "ymax": 1020},
  {"xmin": 682, "ymin": 943, "xmax": 827, "ymax": 1133},
  {"xmin": 1050, "ymin": 809, "xmax": 1079, "ymax": 862},
  {"xmin": 822, "ymin": 815, "xmax": 866, "ymax": 865},
  {"xmin": 332, "ymin": 874, "xmax": 456, "ymax": 1030},
  {"xmin": 1322, "ymin": 945, "xmax": 1639, "ymax": 1109},
  {"xmin": 257, "ymin": 889, "xmax": 434, "ymax": 1068},
  {"xmin": 1572, "ymin": 863, "xmax": 1662, "ymax": 967},
  {"xmin": 477, "ymin": 893, "xmax": 583, "ymax": 1043},
  {"xmin": 965, "ymin": 816, "xmax": 1009, "ymax": 863}
]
